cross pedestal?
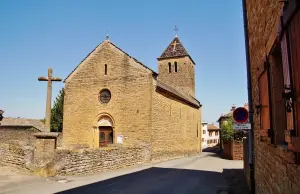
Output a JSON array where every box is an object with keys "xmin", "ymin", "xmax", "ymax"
[{"xmin": 33, "ymin": 132, "xmax": 60, "ymax": 177}]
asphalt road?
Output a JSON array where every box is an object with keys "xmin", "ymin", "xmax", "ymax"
[{"xmin": 1, "ymin": 152, "xmax": 244, "ymax": 194}]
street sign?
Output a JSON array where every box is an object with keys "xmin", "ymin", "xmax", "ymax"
[
  {"xmin": 233, "ymin": 123, "xmax": 251, "ymax": 130},
  {"xmin": 233, "ymin": 107, "xmax": 249, "ymax": 123}
]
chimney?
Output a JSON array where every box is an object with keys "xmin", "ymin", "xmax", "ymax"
[
  {"xmin": 230, "ymin": 104, "xmax": 236, "ymax": 111},
  {"xmin": 244, "ymin": 103, "xmax": 249, "ymax": 110}
]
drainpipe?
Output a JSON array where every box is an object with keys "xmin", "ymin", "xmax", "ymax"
[{"xmin": 242, "ymin": 0, "xmax": 255, "ymax": 193}]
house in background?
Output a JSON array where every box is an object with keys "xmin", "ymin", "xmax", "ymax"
[
  {"xmin": 201, "ymin": 122, "xmax": 208, "ymax": 149},
  {"xmin": 201, "ymin": 122, "xmax": 220, "ymax": 149},
  {"xmin": 0, "ymin": 117, "xmax": 46, "ymax": 145},
  {"xmin": 207, "ymin": 124, "xmax": 220, "ymax": 147}
]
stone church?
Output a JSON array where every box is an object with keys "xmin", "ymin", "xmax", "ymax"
[{"xmin": 62, "ymin": 35, "xmax": 202, "ymax": 160}]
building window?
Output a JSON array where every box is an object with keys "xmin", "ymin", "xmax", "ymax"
[
  {"xmin": 175, "ymin": 61, "xmax": 178, "ymax": 72},
  {"xmin": 209, "ymin": 132, "xmax": 212, "ymax": 137},
  {"xmin": 99, "ymin": 89, "xmax": 111, "ymax": 103},
  {"xmin": 168, "ymin": 62, "xmax": 171, "ymax": 73},
  {"xmin": 215, "ymin": 131, "xmax": 218, "ymax": 136},
  {"xmin": 202, "ymin": 138, "xmax": 204, "ymax": 142},
  {"xmin": 105, "ymin": 64, "xmax": 107, "ymax": 75},
  {"xmin": 268, "ymin": 42, "xmax": 286, "ymax": 145},
  {"xmin": 203, "ymin": 130, "xmax": 206, "ymax": 134},
  {"xmin": 278, "ymin": 0, "xmax": 300, "ymax": 158}
]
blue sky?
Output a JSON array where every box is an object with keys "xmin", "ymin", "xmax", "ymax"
[{"xmin": 0, "ymin": 0, "xmax": 247, "ymax": 124}]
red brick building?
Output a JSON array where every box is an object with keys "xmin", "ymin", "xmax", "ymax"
[{"xmin": 243, "ymin": 0, "xmax": 300, "ymax": 193}]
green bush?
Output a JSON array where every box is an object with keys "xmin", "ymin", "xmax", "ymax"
[{"xmin": 221, "ymin": 117, "xmax": 234, "ymax": 141}]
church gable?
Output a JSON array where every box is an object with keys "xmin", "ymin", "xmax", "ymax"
[{"xmin": 64, "ymin": 40, "xmax": 157, "ymax": 83}]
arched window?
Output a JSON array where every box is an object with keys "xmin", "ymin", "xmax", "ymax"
[
  {"xmin": 105, "ymin": 64, "xmax": 107, "ymax": 75},
  {"xmin": 168, "ymin": 62, "xmax": 171, "ymax": 73},
  {"xmin": 174, "ymin": 62, "xmax": 178, "ymax": 72}
]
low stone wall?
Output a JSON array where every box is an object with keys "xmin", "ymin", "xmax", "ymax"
[
  {"xmin": 222, "ymin": 140, "xmax": 243, "ymax": 160},
  {"xmin": 54, "ymin": 146, "xmax": 151, "ymax": 176},
  {"xmin": 232, "ymin": 140, "xmax": 243, "ymax": 160},
  {"xmin": 151, "ymin": 149, "xmax": 198, "ymax": 163},
  {"xmin": 0, "ymin": 143, "xmax": 34, "ymax": 170}
]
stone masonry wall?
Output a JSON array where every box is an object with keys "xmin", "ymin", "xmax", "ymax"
[
  {"xmin": 158, "ymin": 56, "xmax": 195, "ymax": 96},
  {"xmin": 151, "ymin": 86, "xmax": 201, "ymax": 161},
  {"xmin": 0, "ymin": 127, "xmax": 62, "ymax": 147},
  {"xmin": 0, "ymin": 143, "xmax": 34, "ymax": 170},
  {"xmin": 55, "ymin": 146, "xmax": 151, "ymax": 176},
  {"xmin": 0, "ymin": 127, "xmax": 39, "ymax": 146},
  {"xmin": 63, "ymin": 41, "xmax": 153, "ymax": 148},
  {"xmin": 246, "ymin": 0, "xmax": 300, "ymax": 193}
]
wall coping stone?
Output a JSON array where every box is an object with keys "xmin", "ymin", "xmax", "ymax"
[{"xmin": 34, "ymin": 132, "xmax": 60, "ymax": 138}]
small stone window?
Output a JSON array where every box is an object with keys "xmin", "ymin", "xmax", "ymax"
[
  {"xmin": 99, "ymin": 89, "xmax": 111, "ymax": 103},
  {"xmin": 105, "ymin": 64, "xmax": 107, "ymax": 75},
  {"xmin": 168, "ymin": 62, "xmax": 171, "ymax": 73},
  {"xmin": 174, "ymin": 61, "xmax": 178, "ymax": 72}
]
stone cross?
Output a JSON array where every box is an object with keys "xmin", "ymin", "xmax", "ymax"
[
  {"xmin": 171, "ymin": 40, "xmax": 180, "ymax": 51},
  {"xmin": 38, "ymin": 68, "xmax": 62, "ymax": 132}
]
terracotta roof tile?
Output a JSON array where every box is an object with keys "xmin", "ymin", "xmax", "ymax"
[{"xmin": 207, "ymin": 124, "xmax": 219, "ymax": 130}]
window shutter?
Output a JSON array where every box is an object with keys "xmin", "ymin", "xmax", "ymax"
[{"xmin": 259, "ymin": 69, "xmax": 271, "ymax": 140}]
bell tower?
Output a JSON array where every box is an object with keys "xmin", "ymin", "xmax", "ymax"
[{"xmin": 157, "ymin": 36, "xmax": 196, "ymax": 96}]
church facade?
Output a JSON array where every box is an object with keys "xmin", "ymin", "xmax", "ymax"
[{"xmin": 62, "ymin": 36, "xmax": 202, "ymax": 160}]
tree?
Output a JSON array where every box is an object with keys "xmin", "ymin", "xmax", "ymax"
[
  {"xmin": 221, "ymin": 117, "xmax": 234, "ymax": 141},
  {"xmin": 0, "ymin": 110, "xmax": 4, "ymax": 122},
  {"xmin": 50, "ymin": 88, "xmax": 64, "ymax": 132}
]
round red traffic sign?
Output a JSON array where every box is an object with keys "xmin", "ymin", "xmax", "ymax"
[{"xmin": 233, "ymin": 107, "xmax": 249, "ymax": 123}]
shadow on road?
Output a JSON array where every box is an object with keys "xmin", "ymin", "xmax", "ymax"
[
  {"xmin": 56, "ymin": 167, "xmax": 249, "ymax": 194},
  {"xmin": 202, "ymin": 145, "xmax": 220, "ymax": 153},
  {"xmin": 223, "ymin": 168, "xmax": 249, "ymax": 194}
]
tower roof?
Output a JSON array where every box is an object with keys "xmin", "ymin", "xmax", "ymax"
[{"xmin": 158, "ymin": 36, "xmax": 195, "ymax": 64}]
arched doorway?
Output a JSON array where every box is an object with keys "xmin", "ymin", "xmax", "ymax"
[{"xmin": 98, "ymin": 116, "xmax": 114, "ymax": 147}]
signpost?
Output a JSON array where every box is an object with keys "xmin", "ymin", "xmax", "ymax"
[{"xmin": 233, "ymin": 107, "xmax": 251, "ymax": 130}]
